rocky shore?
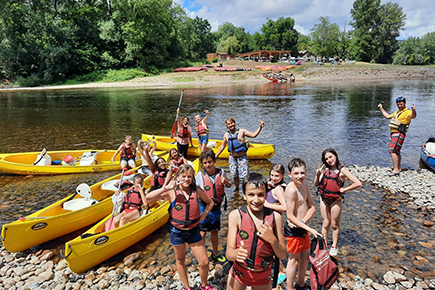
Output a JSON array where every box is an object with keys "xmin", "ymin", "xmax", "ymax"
[{"xmin": 1, "ymin": 166, "xmax": 434, "ymax": 290}]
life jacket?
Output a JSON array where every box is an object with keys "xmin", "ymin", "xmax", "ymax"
[
  {"xmin": 120, "ymin": 144, "xmax": 135, "ymax": 160},
  {"xmin": 172, "ymin": 157, "xmax": 184, "ymax": 172},
  {"xmin": 170, "ymin": 186, "xmax": 201, "ymax": 229},
  {"xmin": 266, "ymin": 181, "xmax": 286, "ymax": 205},
  {"xmin": 151, "ymin": 169, "xmax": 168, "ymax": 190},
  {"xmin": 389, "ymin": 108, "xmax": 410, "ymax": 133},
  {"xmin": 236, "ymin": 205, "xmax": 275, "ymax": 271},
  {"xmin": 177, "ymin": 125, "xmax": 190, "ymax": 139},
  {"xmin": 196, "ymin": 123, "xmax": 208, "ymax": 136},
  {"xmin": 123, "ymin": 187, "xmax": 142, "ymax": 210},
  {"xmin": 317, "ymin": 166, "xmax": 344, "ymax": 200},
  {"xmin": 199, "ymin": 168, "xmax": 225, "ymax": 211},
  {"xmin": 227, "ymin": 129, "xmax": 248, "ymax": 153}
]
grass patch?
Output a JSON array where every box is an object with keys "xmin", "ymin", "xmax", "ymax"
[{"xmin": 174, "ymin": 76, "xmax": 196, "ymax": 82}]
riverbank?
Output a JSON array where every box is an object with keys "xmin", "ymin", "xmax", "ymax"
[
  {"xmin": 1, "ymin": 165, "xmax": 434, "ymax": 289},
  {"xmin": 1, "ymin": 62, "xmax": 435, "ymax": 91}
]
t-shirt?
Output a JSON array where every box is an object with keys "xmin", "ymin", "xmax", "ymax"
[
  {"xmin": 389, "ymin": 108, "xmax": 412, "ymax": 132},
  {"xmin": 195, "ymin": 169, "xmax": 228, "ymax": 190}
]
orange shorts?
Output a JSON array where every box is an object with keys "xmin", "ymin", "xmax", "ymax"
[{"xmin": 286, "ymin": 235, "xmax": 310, "ymax": 254}]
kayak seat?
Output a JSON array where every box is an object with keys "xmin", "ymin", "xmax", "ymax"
[
  {"xmin": 100, "ymin": 171, "xmax": 136, "ymax": 191},
  {"xmin": 206, "ymin": 141, "xmax": 217, "ymax": 148},
  {"xmin": 426, "ymin": 142, "xmax": 435, "ymax": 155},
  {"xmin": 63, "ymin": 183, "xmax": 98, "ymax": 211}
]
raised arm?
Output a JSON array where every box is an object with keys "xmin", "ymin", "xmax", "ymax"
[
  {"xmin": 314, "ymin": 163, "xmax": 325, "ymax": 187},
  {"xmin": 146, "ymin": 180, "xmax": 175, "ymax": 202},
  {"xmin": 240, "ymin": 119, "xmax": 264, "ymax": 138},
  {"xmin": 202, "ymin": 109, "xmax": 210, "ymax": 125},
  {"xmin": 377, "ymin": 103, "xmax": 391, "ymax": 119},
  {"xmin": 410, "ymin": 104, "xmax": 417, "ymax": 119},
  {"xmin": 143, "ymin": 148, "xmax": 156, "ymax": 173},
  {"xmin": 177, "ymin": 108, "xmax": 182, "ymax": 128}
]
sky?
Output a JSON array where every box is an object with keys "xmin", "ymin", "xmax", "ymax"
[{"xmin": 175, "ymin": 0, "xmax": 435, "ymax": 40}]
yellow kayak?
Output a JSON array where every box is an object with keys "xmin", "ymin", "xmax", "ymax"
[
  {"xmin": 63, "ymin": 158, "xmax": 200, "ymax": 273},
  {"xmin": 142, "ymin": 134, "xmax": 275, "ymax": 159},
  {"xmin": 0, "ymin": 149, "xmax": 164, "ymax": 175},
  {"xmin": 0, "ymin": 167, "xmax": 153, "ymax": 252}
]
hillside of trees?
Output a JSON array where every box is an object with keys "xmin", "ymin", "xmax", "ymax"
[{"xmin": 0, "ymin": 0, "xmax": 434, "ymax": 84}]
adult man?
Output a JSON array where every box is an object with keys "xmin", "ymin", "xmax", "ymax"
[
  {"xmin": 216, "ymin": 117, "xmax": 264, "ymax": 191},
  {"xmin": 378, "ymin": 97, "xmax": 417, "ymax": 176}
]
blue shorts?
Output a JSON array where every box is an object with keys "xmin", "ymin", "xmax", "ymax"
[
  {"xmin": 169, "ymin": 224, "xmax": 203, "ymax": 246},
  {"xmin": 198, "ymin": 134, "xmax": 209, "ymax": 144},
  {"xmin": 229, "ymin": 155, "xmax": 249, "ymax": 179}
]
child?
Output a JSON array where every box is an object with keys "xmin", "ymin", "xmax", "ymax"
[
  {"xmin": 314, "ymin": 148, "xmax": 361, "ymax": 256},
  {"xmin": 111, "ymin": 135, "xmax": 137, "ymax": 170},
  {"xmin": 195, "ymin": 109, "xmax": 210, "ymax": 153},
  {"xmin": 226, "ymin": 172, "xmax": 287, "ymax": 290},
  {"xmin": 176, "ymin": 108, "xmax": 193, "ymax": 159},
  {"xmin": 113, "ymin": 174, "xmax": 147, "ymax": 228},
  {"xmin": 142, "ymin": 147, "xmax": 172, "ymax": 192},
  {"xmin": 285, "ymin": 158, "xmax": 321, "ymax": 290},
  {"xmin": 196, "ymin": 150, "xmax": 231, "ymax": 263},
  {"xmin": 145, "ymin": 164, "xmax": 217, "ymax": 290},
  {"xmin": 137, "ymin": 139, "xmax": 157, "ymax": 176},
  {"xmin": 265, "ymin": 163, "xmax": 287, "ymax": 284},
  {"xmin": 169, "ymin": 148, "xmax": 188, "ymax": 172}
]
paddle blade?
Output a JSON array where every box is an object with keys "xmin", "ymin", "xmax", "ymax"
[
  {"xmin": 19, "ymin": 217, "xmax": 25, "ymax": 221},
  {"xmin": 103, "ymin": 216, "xmax": 116, "ymax": 232},
  {"xmin": 170, "ymin": 121, "xmax": 177, "ymax": 139}
]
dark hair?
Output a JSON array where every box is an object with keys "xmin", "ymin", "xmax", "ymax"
[
  {"xmin": 154, "ymin": 157, "xmax": 166, "ymax": 172},
  {"xmin": 287, "ymin": 158, "xmax": 306, "ymax": 173},
  {"xmin": 225, "ymin": 117, "xmax": 235, "ymax": 126},
  {"xmin": 396, "ymin": 96, "xmax": 406, "ymax": 103},
  {"xmin": 242, "ymin": 172, "xmax": 267, "ymax": 194},
  {"xmin": 269, "ymin": 163, "xmax": 285, "ymax": 175},
  {"xmin": 133, "ymin": 174, "xmax": 144, "ymax": 182},
  {"xmin": 199, "ymin": 149, "xmax": 216, "ymax": 162},
  {"xmin": 321, "ymin": 148, "xmax": 341, "ymax": 169},
  {"xmin": 169, "ymin": 148, "xmax": 180, "ymax": 157}
]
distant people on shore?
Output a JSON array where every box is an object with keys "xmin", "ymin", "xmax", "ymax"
[
  {"xmin": 378, "ymin": 97, "xmax": 417, "ymax": 176},
  {"xmin": 176, "ymin": 108, "xmax": 193, "ymax": 159},
  {"xmin": 111, "ymin": 135, "xmax": 137, "ymax": 170},
  {"xmin": 195, "ymin": 109, "xmax": 210, "ymax": 153},
  {"xmin": 216, "ymin": 117, "xmax": 265, "ymax": 192},
  {"xmin": 314, "ymin": 149, "xmax": 361, "ymax": 257}
]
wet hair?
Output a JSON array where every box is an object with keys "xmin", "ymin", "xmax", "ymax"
[
  {"xmin": 269, "ymin": 163, "xmax": 285, "ymax": 176},
  {"xmin": 125, "ymin": 135, "xmax": 132, "ymax": 140},
  {"xmin": 169, "ymin": 148, "xmax": 180, "ymax": 157},
  {"xmin": 199, "ymin": 149, "xmax": 216, "ymax": 162},
  {"xmin": 242, "ymin": 172, "xmax": 267, "ymax": 194},
  {"xmin": 287, "ymin": 158, "xmax": 306, "ymax": 173},
  {"xmin": 225, "ymin": 117, "xmax": 235, "ymax": 126},
  {"xmin": 321, "ymin": 148, "xmax": 341, "ymax": 169},
  {"xmin": 133, "ymin": 174, "xmax": 144, "ymax": 183},
  {"xmin": 182, "ymin": 117, "xmax": 189, "ymax": 122},
  {"xmin": 154, "ymin": 157, "xmax": 166, "ymax": 172}
]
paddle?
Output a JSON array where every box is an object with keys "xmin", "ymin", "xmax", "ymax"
[
  {"xmin": 33, "ymin": 148, "xmax": 47, "ymax": 165},
  {"xmin": 104, "ymin": 170, "xmax": 126, "ymax": 231},
  {"xmin": 170, "ymin": 89, "xmax": 184, "ymax": 139}
]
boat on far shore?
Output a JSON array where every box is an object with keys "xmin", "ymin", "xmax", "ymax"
[
  {"xmin": 420, "ymin": 137, "xmax": 435, "ymax": 172},
  {"xmin": 263, "ymin": 73, "xmax": 288, "ymax": 82}
]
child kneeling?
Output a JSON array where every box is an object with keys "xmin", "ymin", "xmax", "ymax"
[{"xmin": 226, "ymin": 172, "xmax": 287, "ymax": 290}]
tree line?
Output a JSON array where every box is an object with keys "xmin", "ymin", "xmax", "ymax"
[{"xmin": 0, "ymin": 0, "xmax": 434, "ymax": 84}]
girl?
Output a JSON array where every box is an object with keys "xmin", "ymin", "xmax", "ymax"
[
  {"xmin": 137, "ymin": 139, "xmax": 157, "ymax": 176},
  {"xmin": 169, "ymin": 148, "xmax": 188, "ymax": 172},
  {"xmin": 111, "ymin": 135, "xmax": 137, "ymax": 170},
  {"xmin": 113, "ymin": 174, "xmax": 147, "ymax": 228},
  {"xmin": 143, "ymin": 147, "xmax": 172, "ymax": 192},
  {"xmin": 195, "ymin": 109, "xmax": 210, "ymax": 153},
  {"xmin": 314, "ymin": 148, "xmax": 362, "ymax": 256},
  {"xmin": 176, "ymin": 108, "xmax": 193, "ymax": 159},
  {"xmin": 146, "ymin": 164, "xmax": 217, "ymax": 290},
  {"xmin": 265, "ymin": 163, "xmax": 287, "ymax": 284}
]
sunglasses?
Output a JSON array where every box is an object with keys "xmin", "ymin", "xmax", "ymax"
[{"xmin": 396, "ymin": 97, "xmax": 405, "ymax": 103}]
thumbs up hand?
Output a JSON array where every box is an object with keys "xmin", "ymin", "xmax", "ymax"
[
  {"xmin": 236, "ymin": 240, "xmax": 248, "ymax": 263},
  {"xmin": 258, "ymin": 221, "xmax": 276, "ymax": 244}
]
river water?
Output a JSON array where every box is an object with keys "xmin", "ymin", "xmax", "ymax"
[{"xmin": 0, "ymin": 80, "xmax": 434, "ymax": 279}]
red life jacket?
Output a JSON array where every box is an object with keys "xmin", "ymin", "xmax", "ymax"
[
  {"xmin": 172, "ymin": 157, "xmax": 184, "ymax": 172},
  {"xmin": 317, "ymin": 167, "xmax": 344, "ymax": 200},
  {"xmin": 123, "ymin": 187, "xmax": 142, "ymax": 210},
  {"xmin": 170, "ymin": 186, "xmax": 201, "ymax": 229},
  {"xmin": 201, "ymin": 169, "xmax": 225, "ymax": 204},
  {"xmin": 196, "ymin": 123, "xmax": 208, "ymax": 136},
  {"xmin": 120, "ymin": 144, "xmax": 135, "ymax": 160},
  {"xmin": 177, "ymin": 125, "xmax": 190, "ymax": 139},
  {"xmin": 151, "ymin": 169, "xmax": 168, "ymax": 189},
  {"xmin": 236, "ymin": 205, "xmax": 275, "ymax": 271}
]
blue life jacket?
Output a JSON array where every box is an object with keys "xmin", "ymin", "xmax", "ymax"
[{"xmin": 227, "ymin": 129, "xmax": 248, "ymax": 153}]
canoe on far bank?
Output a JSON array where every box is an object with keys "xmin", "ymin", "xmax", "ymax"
[
  {"xmin": 0, "ymin": 149, "xmax": 165, "ymax": 175},
  {"xmin": 62, "ymin": 158, "xmax": 199, "ymax": 274},
  {"xmin": 420, "ymin": 137, "xmax": 435, "ymax": 172},
  {"xmin": 142, "ymin": 134, "xmax": 275, "ymax": 160}
]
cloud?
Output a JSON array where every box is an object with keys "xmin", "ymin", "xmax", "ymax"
[{"xmin": 179, "ymin": 0, "xmax": 434, "ymax": 39}]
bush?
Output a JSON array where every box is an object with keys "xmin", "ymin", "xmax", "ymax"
[
  {"xmin": 103, "ymin": 68, "xmax": 148, "ymax": 82},
  {"xmin": 17, "ymin": 75, "xmax": 43, "ymax": 87},
  {"xmin": 212, "ymin": 58, "xmax": 218, "ymax": 63}
]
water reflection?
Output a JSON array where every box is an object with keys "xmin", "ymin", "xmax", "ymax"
[{"xmin": 1, "ymin": 80, "xmax": 435, "ymax": 279}]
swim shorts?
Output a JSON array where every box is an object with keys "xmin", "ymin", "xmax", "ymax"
[
  {"xmin": 230, "ymin": 261, "xmax": 272, "ymax": 287},
  {"xmin": 138, "ymin": 165, "xmax": 152, "ymax": 176},
  {"xmin": 389, "ymin": 132, "xmax": 406, "ymax": 154},
  {"xmin": 285, "ymin": 235, "xmax": 310, "ymax": 254},
  {"xmin": 229, "ymin": 155, "xmax": 249, "ymax": 179},
  {"xmin": 198, "ymin": 134, "xmax": 209, "ymax": 144},
  {"xmin": 120, "ymin": 158, "xmax": 136, "ymax": 169},
  {"xmin": 169, "ymin": 224, "xmax": 202, "ymax": 246}
]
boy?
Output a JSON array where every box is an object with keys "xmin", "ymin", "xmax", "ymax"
[
  {"xmin": 137, "ymin": 138, "xmax": 157, "ymax": 176},
  {"xmin": 196, "ymin": 150, "xmax": 232, "ymax": 262},
  {"xmin": 226, "ymin": 172, "xmax": 287, "ymax": 290},
  {"xmin": 285, "ymin": 158, "xmax": 321, "ymax": 290}
]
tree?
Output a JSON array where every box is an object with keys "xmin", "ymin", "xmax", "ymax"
[
  {"xmin": 256, "ymin": 17, "xmax": 299, "ymax": 52},
  {"xmin": 297, "ymin": 34, "xmax": 311, "ymax": 51},
  {"xmin": 421, "ymin": 32, "xmax": 435, "ymax": 64},
  {"xmin": 377, "ymin": 2, "xmax": 406, "ymax": 63},
  {"xmin": 217, "ymin": 36, "xmax": 240, "ymax": 56},
  {"xmin": 349, "ymin": 0, "xmax": 381, "ymax": 62},
  {"xmin": 310, "ymin": 17, "xmax": 341, "ymax": 58},
  {"xmin": 215, "ymin": 22, "xmax": 255, "ymax": 54}
]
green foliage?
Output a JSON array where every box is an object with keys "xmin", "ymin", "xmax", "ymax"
[
  {"xmin": 393, "ymin": 33, "xmax": 435, "ymax": 65},
  {"xmin": 217, "ymin": 36, "xmax": 240, "ymax": 56},
  {"xmin": 310, "ymin": 17, "xmax": 341, "ymax": 58},
  {"xmin": 257, "ymin": 17, "xmax": 299, "ymax": 51},
  {"xmin": 212, "ymin": 58, "xmax": 219, "ymax": 63},
  {"xmin": 16, "ymin": 75, "xmax": 43, "ymax": 87}
]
